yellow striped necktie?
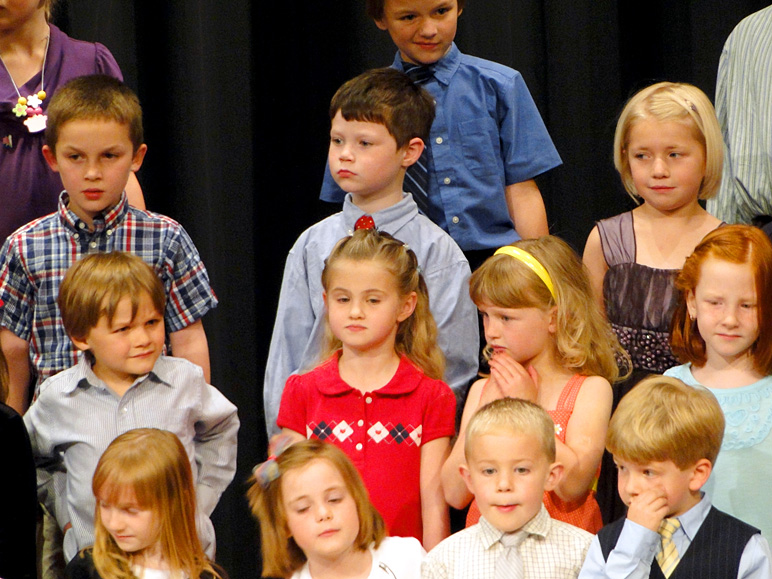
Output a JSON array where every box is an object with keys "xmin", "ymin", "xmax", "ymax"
[{"xmin": 656, "ymin": 518, "xmax": 681, "ymax": 577}]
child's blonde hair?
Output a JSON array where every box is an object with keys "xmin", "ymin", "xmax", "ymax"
[
  {"xmin": 607, "ymin": 376, "xmax": 724, "ymax": 469},
  {"xmin": 614, "ymin": 81, "xmax": 723, "ymax": 202},
  {"xmin": 88, "ymin": 429, "xmax": 221, "ymax": 579},
  {"xmin": 470, "ymin": 236, "xmax": 627, "ymax": 382},
  {"xmin": 247, "ymin": 440, "xmax": 386, "ymax": 578},
  {"xmin": 465, "ymin": 397, "xmax": 556, "ymax": 463},
  {"xmin": 319, "ymin": 228, "xmax": 445, "ymax": 380},
  {"xmin": 58, "ymin": 252, "xmax": 165, "ymax": 342},
  {"xmin": 671, "ymin": 224, "xmax": 772, "ymax": 374}
]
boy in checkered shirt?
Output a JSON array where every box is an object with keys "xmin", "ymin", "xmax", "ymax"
[{"xmin": 0, "ymin": 75, "xmax": 216, "ymax": 413}]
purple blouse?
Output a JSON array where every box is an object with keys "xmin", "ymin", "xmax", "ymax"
[{"xmin": 0, "ymin": 24, "xmax": 122, "ymax": 243}]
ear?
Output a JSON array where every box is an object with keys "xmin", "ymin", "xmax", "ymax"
[
  {"xmin": 547, "ymin": 306, "xmax": 558, "ymax": 334},
  {"xmin": 397, "ymin": 291, "xmax": 418, "ymax": 322},
  {"xmin": 42, "ymin": 145, "xmax": 59, "ymax": 172},
  {"xmin": 375, "ymin": 18, "xmax": 389, "ymax": 31},
  {"xmin": 401, "ymin": 137, "xmax": 425, "ymax": 168},
  {"xmin": 686, "ymin": 290, "xmax": 697, "ymax": 321},
  {"xmin": 459, "ymin": 463, "xmax": 475, "ymax": 495},
  {"xmin": 323, "ymin": 291, "xmax": 328, "ymax": 308},
  {"xmin": 131, "ymin": 144, "xmax": 148, "ymax": 172},
  {"xmin": 687, "ymin": 458, "xmax": 712, "ymax": 492},
  {"xmin": 70, "ymin": 334, "xmax": 90, "ymax": 353},
  {"xmin": 543, "ymin": 461, "xmax": 563, "ymax": 492}
]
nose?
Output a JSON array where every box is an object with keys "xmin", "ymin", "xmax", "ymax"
[
  {"xmin": 338, "ymin": 142, "xmax": 354, "ymax": 162},
  {"xmin": 483, "ymin": 316, "xmax": 499, "ymax": 341},
  {"xmin": 721, "ymin": 306, "xmax": 740, "ymax": 327},
  {"xmin": 621, "ymin": 472, "xmax": 640, "ymax": 499},
  {"xmin": 349, "ymin": 298, "xmax": 364, "ymax": 318},
  {"xmin": 651, "ymin": 156, "xmax": 669, "ymax": 178},
  {"xmin": 133, "ymin": 326, "xmax": 152, "ymax": 347},
  {"xmin": 418, "ymin": 18, "xmax": 438, "ymax": 38},
  {"xmin": 315, "ymin": 503, "xmax": 332, "ymax": 522},
  {"xmin": 496, "ymin": 471, "xmax": 513, "ymax": 493},
  {"xmin": 84, "ymin": 158, "xmax": 102, "ymax": 180}
]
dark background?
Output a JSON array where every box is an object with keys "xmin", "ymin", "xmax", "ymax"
[{"xmin": 54, "ymin": 1, "xmax": 771, "ymax": 576}]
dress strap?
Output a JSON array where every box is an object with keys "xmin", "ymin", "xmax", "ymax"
[
  {"xmin": 556, "ymin": 374, "xmax": 587, "ymax": 414},
  {"xmin": 596, "ymin": 211, "xmax": 635, "ymax": 266}
]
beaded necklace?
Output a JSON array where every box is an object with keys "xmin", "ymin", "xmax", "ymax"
[{"xmin": 0, "ymin": 33, "xmax": 51, "ymax": 135}]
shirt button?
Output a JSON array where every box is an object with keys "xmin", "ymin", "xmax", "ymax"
[
  {"xmin": 356, "ymin": 443, "xmax": 363, "ymax": 451},
  {"xmin": 73, "ymin": 233, "xmax": 79, "ymax": 240},
  {"xmin": 452, "ymin": 216, "xmax": 460, "ymax": 224},
  {"xmin": 358, "ymin": 419, "xmax": 364, "ymax": 427},
  {"xmin": 435, "ymin": 137, "xmax": 443, "ymax": 144},
  {"xmin": 121, "ymin": 407, "xmax": 128, "ymax": 413},
  {"xmin": 443, "ymin": 177, "xmax": 451, "ymax": 185},
  {"xmin": 89, "ymin": 241, "xmax": 97, "ymax": 248},
  {"xmin": 106, "ymin": 229, "xmax": 113, "ymax": 236},
  {"xmin": 78, "ymin": 222, "xmax": 86, "ymax": 229},
  {"xmin": 365, "ymin": 396, "xmax": 372, "ymax": 404}
]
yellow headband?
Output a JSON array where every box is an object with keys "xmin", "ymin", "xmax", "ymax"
[{"xmin": 494, "ymin": 246, "xmax": 556, "ymax": 300}]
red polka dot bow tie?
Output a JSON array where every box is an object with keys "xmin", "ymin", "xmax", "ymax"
[{"xmin": 354, "ymin": 215, "xmax": 375, "ymax": 230}]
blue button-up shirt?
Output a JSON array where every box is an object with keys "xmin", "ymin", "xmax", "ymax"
[{"xmin": 321, "ymin": 43, "xmax": 561, "ymax": 251}]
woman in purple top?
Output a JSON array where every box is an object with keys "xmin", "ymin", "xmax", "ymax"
[{"xmin": 0, "ymin": 0, "xmax": 145, "ymax": 243}]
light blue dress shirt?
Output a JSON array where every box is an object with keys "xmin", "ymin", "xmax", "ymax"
[{"xmin": 263, "ymin": 193, "xmax": 478, "ymax": 435}]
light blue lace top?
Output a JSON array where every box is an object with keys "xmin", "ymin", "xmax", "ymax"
[{"xmin": 664, "ymin": 363, "xmax": 772, "ymax": 538}]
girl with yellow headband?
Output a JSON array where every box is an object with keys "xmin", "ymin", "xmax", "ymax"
[{"xmin": 441, "ymin": 235, "xmax": 628, "ymax": 534}]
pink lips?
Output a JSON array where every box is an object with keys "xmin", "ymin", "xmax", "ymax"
[
  {"xmin": 82, "ymin": 189, "xmax": 104, "ymax": 200},
  {"xmin": 337, "ymin": 170, "xmax": 354, "ymax": 178}
]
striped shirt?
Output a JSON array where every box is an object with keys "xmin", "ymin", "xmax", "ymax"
[
  {"xmin": 24, "ymin": 354, "xmax": 239, "ymax": 561},
  {"xmin": 422, "ymin": 506, "xmax": 592, "ymax": 579},
  {"xmin": 0, "ymin": 191, "xmax": 217, "ymax": 391},
  {"xmin": 707, "ymin": 6, "xmax": 772, "ymax": 223}
]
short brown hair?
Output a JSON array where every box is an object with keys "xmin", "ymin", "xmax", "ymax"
[
  {"xmin": 45, "ymin": 75, "xmax": 144, "ymax": 154},
  {"xmin": 247, "ymin": 440, "xmax": 386, "ymax": 578},
  {"xmin": 671, "ymin": 225, "xmax": 772, "ymax": 374},
  {"xmin": 465, "ymin": 397, "xmax": 556, "ymax": 463},
  {"xmin": 58, "ymin": 252, "xmax": 165, "ymax": 341},
  {"xmin": 330, "ymin": 68, "xmax": 435, "ymax": 148},
  {"xmin": 366, "ymin": 0, "xmax": 466, "ymax": 21},
  {"xmin": 607, "ymin": 376, "xmax": 724, "ymax": 469}
]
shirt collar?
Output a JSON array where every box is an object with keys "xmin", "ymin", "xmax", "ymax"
[
  {"xmin": 342, "ymin": 192, "xmax": 419, "ymax": 236},
  {"xmin": 58, "ymin": 190, "xmax": 129, "ymax": 234},
  {"xmin": 478, "ymin": 505, "xmax": 552, "ymax": 550},
  {"xmin": 392, "ymin": 42, "xmax": 461, "ymax": 87},
  {"xmin": 65, "ymin": 353, "xmax": 172, "ymax": 395},
  {"xmin": 671, "ymin": 492, "xmax": 710, "ymax": 542},
  {"xmin": 316, "ymin": 352, "xmax": 425, "ymax": 396}
]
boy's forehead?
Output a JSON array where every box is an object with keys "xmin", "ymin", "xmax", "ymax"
[
  {"xmin": 470, "ymin": 428, "xmax": 548, "ymax": 460},
  {"xmin": 57, "ymin": 118, "xmax": 133, "ymax": 147},
  {"xmin": 383, "ymin": 0, "xmax": 458, "ymax": 13}
]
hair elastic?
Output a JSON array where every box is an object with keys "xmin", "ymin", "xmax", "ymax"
[
  {"xmin": 252, "ymin": 434, "xmax": 295, "ymax": 489},
  {"xmin": 494, "ymin": 245, "xmax": 556, "ymax": 300}
]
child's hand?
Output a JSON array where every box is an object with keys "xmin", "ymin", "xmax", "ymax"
[
  {"xmin": 482, "ymin": 351, "xmax": 539, "ymax": 404},
  {"xmin": 626, "ymin": 487, "xmax": 669, "ymax": 532}
]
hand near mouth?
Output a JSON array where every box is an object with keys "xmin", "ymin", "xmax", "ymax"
[{"xmin": 481, "ymin": 352, "xmax": 539, "ymax": 404}]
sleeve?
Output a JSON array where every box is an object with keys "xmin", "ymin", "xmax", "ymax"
[
  {"xmin": 498, "ymin": 72, "xmax": 562, "ymax": 186},
  {"xmin": 263, "ymin": 246, "xmax": 317, "ymax": 436},
  {"xmin": 420, "ymin": 547, "xmax": 449, "ymax": 579},
  {"xmin": 0, "ymin": 405, "xmax": 37, "ymax": 579},
  {"xmin": 422, "ymin": 254, "xmax": 478, "ymax": 409},
  {"xmin": 193, "ymin": 382, "xmax": 240, "ymax": 516},
  {"xmin": 276, "ymin": 374, "xmax": 310, "ymax": 436},
  {"xmin": 0, "ymin": 237, "xmax": 35, "ymax": 340},
  {"xmin": 707, "ymin": 18, "xmax": 772, "ymax": 223},
  {"xmin": 319, "ymin": 160, "xmax": 347, "ymax": 203},
  {"xmin": 64, "ymin": 551, "xmax": 99, "ymax": 579},
  {"xmin": 420, "ymin": 379, "xmax": 456, "ymax": 444},
  {"xmin": 738, "ymin": 534, "xmax": 772, "ymax": 579},
  {"xmin": 578, "ymin": 520, "xmax": 658, "ymax": 579},
  {"xmin": 163, "ymin": 223, "xmax": 218, "ymax": 332},
  {"xmin": 93, "ymin": 42, "xmax": 123, "ymax": 81}
]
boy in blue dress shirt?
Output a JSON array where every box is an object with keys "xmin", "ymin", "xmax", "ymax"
[
  {"xmin": 579, "ymin": 376, "xmax": 771, "ymax": 578},
  {"xmin": 320, "ymin": 0, "xmax": 562, "ymax": 264},
  {"xmin": 264, "ymin": 68, "xmax": 478, "ymax": 435}
]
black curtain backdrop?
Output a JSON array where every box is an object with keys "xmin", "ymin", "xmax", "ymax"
[{"xmin": 54, "ymin": 2, "xmax": 770, "ymax": 577}]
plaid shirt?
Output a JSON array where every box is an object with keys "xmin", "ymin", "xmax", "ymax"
[{"xmin": 0, "ymin": 192, "xmax": 217, "ymax": 391}]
